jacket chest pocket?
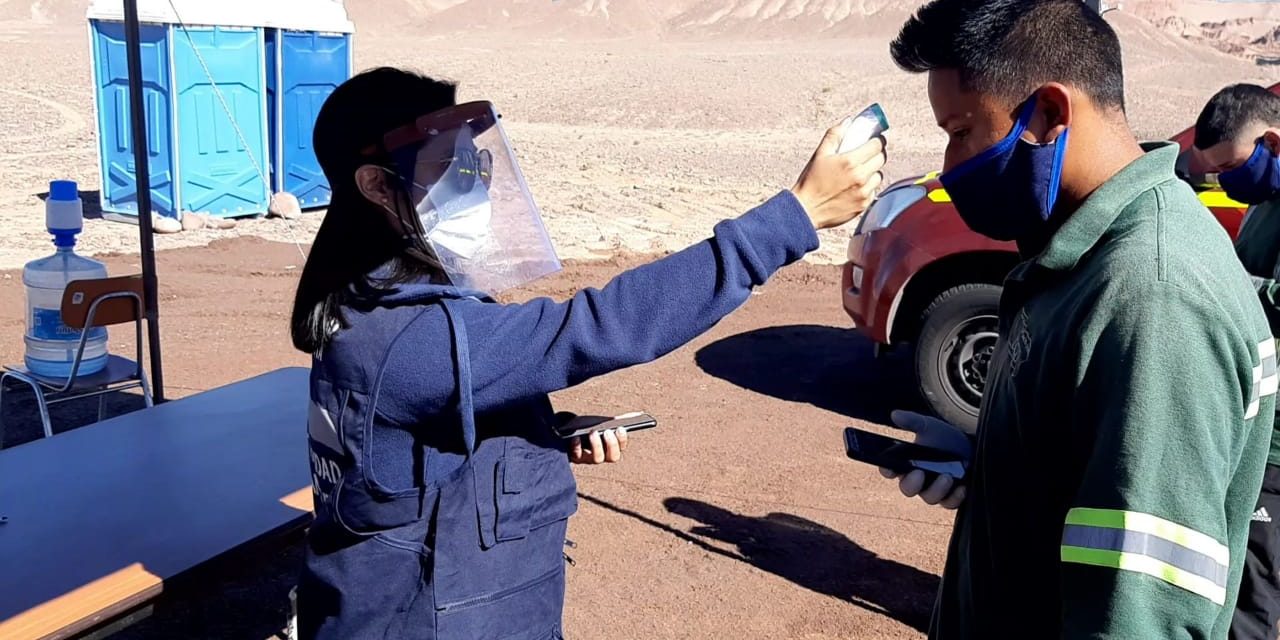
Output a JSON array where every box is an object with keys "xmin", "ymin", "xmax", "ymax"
[{"xmin": 480, "ymin": 441, "xmax": 578, "ymax": 548}]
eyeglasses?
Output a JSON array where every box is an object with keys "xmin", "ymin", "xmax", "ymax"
[{"xmin": 418, "ymin": 148, "xmax": 493, "ymax": 192}]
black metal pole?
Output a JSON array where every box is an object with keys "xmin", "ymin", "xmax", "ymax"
[
  {"xmin": 122, "ymin": 0, "xmax": 166, "ymax": 403},
  {"xmin": 1082, "ymin": 0, "xmax": 1115, "ymax": 14}
]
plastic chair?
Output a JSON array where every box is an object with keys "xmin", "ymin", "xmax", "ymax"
[{"xmin": 1, "ymin": 275, "xmax": 153, "ymax": 443}]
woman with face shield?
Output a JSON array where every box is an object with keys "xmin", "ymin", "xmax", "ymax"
[{"xmin": 291, "ymin": 67, "xmax": 885, "ymax": 640}]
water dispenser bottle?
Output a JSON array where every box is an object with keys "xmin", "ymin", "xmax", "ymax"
[{"xmin": 23, "ymin": 180, "xmax": 109, "ymax": 378}]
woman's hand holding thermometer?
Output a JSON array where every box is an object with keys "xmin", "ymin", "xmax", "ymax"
[{"xmin": 791, "ymin": 104, "xmax": 889, "ymax": 230}]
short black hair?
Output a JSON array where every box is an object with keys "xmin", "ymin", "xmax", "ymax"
[
  {"xmin": 890, "ymin": 0, "xmax": 1126, "ymax": 111},
  {"xmin": 1194, "ymin": 84, "xmax": 1280, "ymax": 150}
]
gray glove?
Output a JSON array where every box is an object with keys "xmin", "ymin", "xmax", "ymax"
[{"xmin": 878, "ymin": 410, "xmax": 974, "ymax": 510}]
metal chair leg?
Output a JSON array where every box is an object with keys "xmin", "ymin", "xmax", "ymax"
[
  {"xmin": 33, "ymin": 383, "xmax": 53, "ymax": 439},
  {"xmin": 139, "ymin": 373, "xmax": 154, "ymax": 408},
  {"xmin": 98, "ymin": 392, "xmax": 108, "ymax": 422},
  {"xmin": 0, "ymin": 375, "xmax": 8, "ymax": 450},
  {"xmin": 1, "ymin": 373, "xmax": 53, "ymax": 439}
]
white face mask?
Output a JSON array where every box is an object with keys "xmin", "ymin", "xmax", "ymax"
[
  {"xmin": 420, "ymin": 181, "xmax": 492, "ymax": 260},
  {"xmin": 416, "ymin": 137, "xmax": 494, "ymax": 261}
]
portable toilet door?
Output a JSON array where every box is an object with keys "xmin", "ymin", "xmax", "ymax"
[
  {"xmin": 171, "ymin": 24, "xmax": 271, "ymax": 218},
  {"xmin": 265, "ymin": 2, "xmax": 355, "ymax": 210},
  {"xmin": 88, "ymin": 18, "xmax": 178, "ymax": 221},
  {"xmin": 87, "ymin": 0, "xmax": 273, "ymax": 220}
]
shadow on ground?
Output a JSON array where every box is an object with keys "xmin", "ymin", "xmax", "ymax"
[
  {"xmin": 581, "ymin": 493, "xmax": 938, "ymax": 632},
  {"xmin": 695, "ymin": 324, "xmax": 921, "ymax": 426}
]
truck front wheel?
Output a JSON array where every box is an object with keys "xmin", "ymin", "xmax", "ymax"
[{"xmin": 914, "ymin": 284, "xmax": 1002, "ymax": 432}]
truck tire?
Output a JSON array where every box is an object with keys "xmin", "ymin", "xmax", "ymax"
[{"xmin": 915, "ymin": 284, "xmax": 1002, "ymax": 432}]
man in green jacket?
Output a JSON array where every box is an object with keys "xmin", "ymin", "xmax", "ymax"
[
  {"xmin": 878, "ymin": 0, "xmax": 1277, "ymax": 637},
  {"xmin": 1194, "ymin": 83, "xmax": 1280, "ymax": 640}
]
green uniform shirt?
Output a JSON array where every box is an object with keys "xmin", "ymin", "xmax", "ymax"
[
  {"xmin": 932, "ymin": 143, "xmax": 1277, "ymax": 639},
  {"xmin": 1235, "ymin": 198, "xmax": 1280, "ymax": 466}
]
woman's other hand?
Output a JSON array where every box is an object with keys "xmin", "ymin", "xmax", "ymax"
[{"xmin": 569, "ymin": 428, "xmax": 628, "ymax": 464}]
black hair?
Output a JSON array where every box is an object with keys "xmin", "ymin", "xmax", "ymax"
[
  {"xmin": 1194, "ymin": 84, "xmax": 1280, "ymax": 150},
  {"xmin": 290, "ymin": 67, "xmax": 457, "ymax": 354},
  {"xmin": 890, "ymin": 0, "xmax": 1126, "ymax": 111}
]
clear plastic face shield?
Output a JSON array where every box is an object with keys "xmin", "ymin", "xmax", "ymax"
[{"xmin": 378, "ymin": 101, "xmax": 560, "ymax": 293}]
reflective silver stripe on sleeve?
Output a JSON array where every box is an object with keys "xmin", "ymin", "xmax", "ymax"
[
  {"xmin": 1260, "ymin": 339, "xmax": 1278, "ymax": 397},
  {"xmin": 1249, "ymin": 339, "xmax": 1278, "ymax": 420},
  {"xmin": 1247, "ymin": 364, "xmax": 1262, "ymax": 420},
  {"xmin": 1062, "ymin": 524, "xmax": 1229, "ymax": 589}
]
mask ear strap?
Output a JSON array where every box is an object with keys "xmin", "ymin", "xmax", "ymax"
[
  {"xmin": 942, "ymin": 97, "xmax": 1041, "ymax": 183},
  {"xmin": 1011, "ymin": 97, "xmax": 1039, "ymax": 137},
  {"xmin": 1044, "ymin": 128, "xmax": 1070, "ymax": 217},
  {"xmin": 1224, "ymin": 142, "xmax": 1271, "ymax": 182},
  {"xmin": 375, "ymin": 167, "xmax": 436, "ymax": 259}
]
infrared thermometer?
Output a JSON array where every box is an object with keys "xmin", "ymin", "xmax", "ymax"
[{"xmin": 837, "ymin": 103, "xmax": 890, "ymax": 154}]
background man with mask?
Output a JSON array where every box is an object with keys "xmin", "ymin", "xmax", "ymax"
[
  {"xmin": 877, "ymin": 0, "xmax": 1277, "ymax": 637},
  {"xmin": 1194, "ymin": 83, "xmax": 1280, "ymax": 640}
]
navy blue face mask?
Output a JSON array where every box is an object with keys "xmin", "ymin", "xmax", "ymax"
[
  {"xmin": 940, "ymin": 98, "xmax": 1069, "ymax": 242},
  {"xmin": 1219, "ymin": 141, "xmax": 1280, "ymax": 205}
]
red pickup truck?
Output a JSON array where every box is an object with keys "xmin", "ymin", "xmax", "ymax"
[{"xmin": 840, "ymin": 90, "xmax": 1276, "ymax": 430}]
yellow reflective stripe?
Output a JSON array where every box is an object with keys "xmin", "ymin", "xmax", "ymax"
[
  {"xmin": 912, "ymin": 181, "xmax": 1241, "ymax": 208},
  {"xmin": 1061, "ymin": 546, "xmax": 1227, "ymax": 605},
  {"xmin": 914, "ymin": 171, "xmax": 940, "ymax": 185},
  {"xmin": 1065, "ymin": 508, "xmax": 1229, "ymax": 565},
  {"xmin": 1198, "ymin": 190, "xmax": 1246, "ymax": 209}
]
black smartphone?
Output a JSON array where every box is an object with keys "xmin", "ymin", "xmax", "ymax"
[
  {"xmin": 554, "ymin": 412, "xmax": 658, "ymax": 440},
  {"xmin": 843, "ymin": 427, "xmax": 966, "ymax": 483}
]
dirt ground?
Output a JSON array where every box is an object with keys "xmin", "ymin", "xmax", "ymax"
[
  {"xmin": 6, "ymin": 1, "xmax": 1280, "ymax": 638},
  {"xmin": 1, "ymin": 4, "xmax": 1278, "ymax": 272},
  {"xmin": 0, "ymin": 236, "xmax": 948, "ymax": 639}
]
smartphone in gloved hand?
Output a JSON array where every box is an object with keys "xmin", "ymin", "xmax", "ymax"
[{"xmin": 843, "ymin": 427, "xmax": 967, "ymax": 484}]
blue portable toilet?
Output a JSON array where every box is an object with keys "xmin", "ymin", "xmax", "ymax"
[
  {"xmin": 265, "ymin": 4, "xmax": 354, "ymax": 209},
  {"xmin": 86, "ymin": 1, "xmax": 353, "ymax": 221}
]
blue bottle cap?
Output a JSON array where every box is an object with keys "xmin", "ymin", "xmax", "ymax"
[{"xmin": 49, "ymin": 180, "xmax": 78, "ymax": 202}]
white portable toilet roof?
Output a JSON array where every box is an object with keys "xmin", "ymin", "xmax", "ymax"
[{"xmin": 87, "ymin": 0, "xmax": 355, "ymax": 33}]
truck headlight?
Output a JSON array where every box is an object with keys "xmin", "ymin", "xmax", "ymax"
[{"xmin": 856, "ymin": 184, "xmax": 927, "ymax": 233}]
